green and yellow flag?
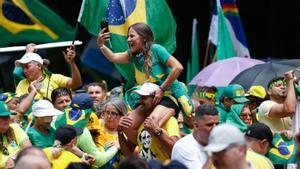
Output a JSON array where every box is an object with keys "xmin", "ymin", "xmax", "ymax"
[{"xmin": 0, "ymin": 0, "xmax": 74, "ymax": 46}]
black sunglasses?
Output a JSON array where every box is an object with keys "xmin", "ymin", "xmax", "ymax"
[{"xmin": 0, "ymin": 144, "xmax": 9, "ymax": 156}]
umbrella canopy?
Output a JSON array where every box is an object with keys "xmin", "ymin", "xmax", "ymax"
[
  {"xmin": 230, "ymin": 59, "xmax": 300, "ymax": 91},
  {"xmin": 189, "ymin": 57, "xmax": 264, "ymax": 87}
]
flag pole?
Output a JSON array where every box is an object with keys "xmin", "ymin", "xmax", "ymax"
[
  {"xmin": 0, "ymin": 41, "xmax": 83, "ymax": 53},
  {"xmin": 72, "ymin": 0, "xmax": 86, "ymax": 45}
]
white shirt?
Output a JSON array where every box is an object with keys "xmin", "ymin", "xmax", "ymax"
[{"xmin": 171, "ymin": 134, "xmax": 208, "ymax": 169}]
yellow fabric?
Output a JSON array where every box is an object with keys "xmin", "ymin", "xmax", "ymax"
[
  {"xmin": 16, "ymin": 74, "xmax": 70, "ymax": 100},
  {"xmin": 0, "ymin": 124, "xmax": 29, "ymax": 168},
  {"xmin": 43, "ymin": 147, "xmax": 81, "ymax": 169},
  {"xmin": 92, "ymin": 119, "xmax": 118, "ymax": 152},
  {"xmin": 137, "ymin": 117, "xmax": 180, "ymax": 162},
  {"xmin": 246, "ymin": 150, "xmax": 274, "ymax": 169},
  {"xmin": 134, "ymin": 66, "xmax": 158, "ymax": 85},
  {"xmin": 258, "ymin": 100, "xmax": 292, "ymax": 132},
  {"xmin": 87, "ymin": 112, "xmax": 101, "ymax": 130}
]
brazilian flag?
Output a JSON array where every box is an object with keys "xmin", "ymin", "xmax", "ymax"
[
  {"xmin": 268, "ymin": 133, "xmax": 297, "ymax": 164},
  {"xmin": 0, "ymin": 0, "xmax": 74, "ymax": 46},
  {"xmin": 79, "ymin": 0, "xmax": 177, "ymax": 90}
]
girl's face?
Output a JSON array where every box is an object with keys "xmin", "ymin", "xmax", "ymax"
[
  {"xmin": 127, "ymin": 28, "xmax": 144, "ymax": 54},
  {"xmin": 240, "ymin": 106, "xmax": 253, "ymax": 125}
]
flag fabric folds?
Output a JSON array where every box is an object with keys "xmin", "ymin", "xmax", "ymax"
[
  {"xmin": 79, "ymin": 0, "xmax": 177, "ymax": 89},
  {"xmin": 208, "ymin": 0, "xmax": 250, "ymax": 61},
  {"xmin": 0, "ymin": 0, "xmax": 74, "ymax": 46},
  {"xmin": 186, "ymin": 19, "xmax": 200, "ymax": 94}
]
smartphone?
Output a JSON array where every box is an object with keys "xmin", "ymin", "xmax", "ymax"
[{"xmin": 101, "ymin": 21, "xmax": 109, "ymax": 33}]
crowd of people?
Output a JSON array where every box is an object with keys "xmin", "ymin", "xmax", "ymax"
[{"xmin": 0, "ymin": 22, "xmax": 300, "ymax": 169}]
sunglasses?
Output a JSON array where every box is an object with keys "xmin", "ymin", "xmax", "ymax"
[{"xmin": 104, "ymin": 111, "xmax": 120, "ymax": 117}]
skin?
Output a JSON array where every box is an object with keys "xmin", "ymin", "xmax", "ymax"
[
  {"xmin": 87, "ymin": 86, "xmax": 106, "ymax": 104},
  {"xmin": 33, "ymin": 116, "xmax": 53, "ymax": 134},
  {"xmin": 53, "ymin": 94, "xmax": 72, "ymax": 111},
  {"xmin": 193, "ymin": 115, "xmax": 220, "ymax": 146},
  {"xmin": 0, "ymin": 116, "xmax": 10, "ymax": 134},
  {"xmin": 239, "ymin": 105, "xmax": 253, "ymax": 125},
  {"xmin": 212, "ymin": 144, "xmax": 248, "ymax": 169},
  {"xmin": 103, "ymin": 103, "xmax": 121, "ymax": 132}
]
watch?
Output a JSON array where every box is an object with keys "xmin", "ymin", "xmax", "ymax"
[{"xmin": 154, "ymin": 128, "xmax": 163, "ymax": 137}]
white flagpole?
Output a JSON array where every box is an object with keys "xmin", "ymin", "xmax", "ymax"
[{"xmin": 0, "ymin": 40, "xmax": 82, "ymax": 53}]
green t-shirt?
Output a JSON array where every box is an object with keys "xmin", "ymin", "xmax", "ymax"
[
  {"xmin": 129, "ymin": 44, "xmax": 193, "ymax": 117},
  {"xmin": 27, "ymin": 127, "xmax": 55, "ymax": 148}
]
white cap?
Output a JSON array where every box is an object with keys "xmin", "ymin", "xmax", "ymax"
[
  {"xmin": 204, "ymin": 124, "xmax": 245, "ymax": 153},
  {"xmin": 134, "ymin": 82, "xmax": 159, "ymax": 96},
  {"xmin": 32, "ymin": 100, "xmax": 64, "ymax": 117},
  {"xmin": 15, "ymin": 52, "xmax": 43, "ymax": 67}
]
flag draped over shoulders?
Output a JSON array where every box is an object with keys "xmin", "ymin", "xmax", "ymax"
[{"xmin": 0, "ymin": 0, "xmax": 74, "ymax": 46}]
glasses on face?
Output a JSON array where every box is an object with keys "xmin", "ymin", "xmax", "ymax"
[
  {"xmin": 104, "ymin": 111, "xmax": 120, "ymax": 117},
  {"xmin": 0, "ymin": 144, "xmax": 9, "ymax": 156}
]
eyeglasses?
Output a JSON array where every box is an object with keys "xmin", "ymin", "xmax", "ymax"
[
  {"xmin": 0, "ymin": 144, "xmax": 9, "ymax": 156},
  {"xmin": 104, "ymin": 111, "xmax": 120, "ymax": 117}
]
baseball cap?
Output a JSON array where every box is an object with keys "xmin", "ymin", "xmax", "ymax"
[
  {"xmin": 55, "ymin": 124, "xmax": 83, "ymax": 145},
  {"xmin": 133, "ymin": 82, "xmax": 159, "ymax": 96},
  {"xmin": 87, "ymin": 113, "xmax": 100, "ymax": 130},
  {"xmin": 223, "ymin": 84, "xmax": 248, "ymax": 103},
  {"xmin": 204, "ymin": 124, "xmax": 245, "ymax": 153},
  {"xmin": 245, "ymin": 85, "xmax": 266, "ymax": 99},
  {"xmin": 15, "ymin": 52, "xmax": 43, "ymax": 66},
  {"xmin": 71, "ymin": 93, "xmax": 93, "ymax": 110},
  {"xmin": 0, "ymin": 101, "xmax": 12, "ymax": 117},
  {"xmin": 32, "ymin": 100, "xmax": 64, "ymax": 117},
  {"xmin": 245, "ymin": 123, "xmax": 273, "ymax": 145}
]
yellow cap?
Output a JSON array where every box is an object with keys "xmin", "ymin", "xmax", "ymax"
[
  {"xmin": 87, "ymin": 113, "xmax": 100, "ymax": 130},
  {"xmin": 245, "ymin": 86, "xmax": 266, "ymax": 99}
]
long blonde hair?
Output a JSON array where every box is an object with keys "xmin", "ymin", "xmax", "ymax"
[{"xmin": 128, "ymin": 23, "xmax": 154, "ymax": 76}]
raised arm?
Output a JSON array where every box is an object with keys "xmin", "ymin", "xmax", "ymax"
[
  {"xmin": 63, "ymin": 45, "xmax": 82, "ymax": 89},
  {"xmin": 97, "ymin": 28, "xmax": 130, "ymax": 64},
  {"xmin": 269, "ymin": 71, "xmax": 297, "ymax": 118}
]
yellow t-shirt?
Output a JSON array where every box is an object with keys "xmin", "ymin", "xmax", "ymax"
[
  {"xmin": 16, "ymin": 74, "xmax": 70, "ymax": 100},
  {"xmin": 43, "ymin": 147, "xmax": 81, "ymax": 169},
  {"xmin": 246, "ymin": 150, "xmax": 274, "ymax": 169},
  {"xmin": 137, "ymin": 117, "xmax": 180, "ymax": 162},
  {"xmin": 92, "ymin": 119, "xmax": 118, "ymax": 152},
  {"xmin": 258, "ymin": 100, "xmax": 292, "ymax": 132},
  {"xmin": 0, "ymin": 124, "xmax": 29, "ymax": 168}
]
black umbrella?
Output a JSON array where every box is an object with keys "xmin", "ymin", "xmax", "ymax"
[{"xmin": 230, "ymin": 59, "xmax": 300, "ymax": 91}]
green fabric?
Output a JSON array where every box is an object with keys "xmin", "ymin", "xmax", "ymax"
[
  {"xmin": 181, "ymin": 123, "xmax": 193, "ymax": 135},
  {"xmin": 27, "ymin": 127, "xmax": 55, "ymax": 148},
  {"xmin": 76, "ymin": 128, "xmax": 118, "ymax": 167},
  {"xmin": 216, "ymin": 3, "xmax": 236, "ymax": 61},
  {"xmin": 132, "ymin": 44, "xmax": 193, "ymax": 117},
  {"xmin": 13, "ymin": 67, "xmax": 25, "ymax": 87},
  {"xmin": 0, "ymin": 0, "xmax": 74, "ymax": 47},
  {"xmin": 268, "ymin": 133, "xmax": 297, "ymax": 164},
  {"xmin": 226, "ymin": 104, "xmax": 248, "ymax": 132},
  {"xmin": 0, "ymin": 101, "xmax": 12, "ymax": 116},
  {"xmin": 186, "ymin": 19, "xmax": 200, "ymax": 93},
  {"xmin": 216, "ymin": 102, "xmax": 229, "ymax": 123}
]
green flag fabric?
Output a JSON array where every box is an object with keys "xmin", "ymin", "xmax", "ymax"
[
  {"xmin": 0, "ymin": 0, "xmax": 74, "ymax": 46},
  {"xmin": 187, "ymin": 19, "xmax": 200, "ymax": 93},
  {"xmin": 216, "ymin": 2, "xmax": 236, "ymax": 61},
  {"xmin": 79, "ymin": 0, "xmax": 177, "ymax": 90}
]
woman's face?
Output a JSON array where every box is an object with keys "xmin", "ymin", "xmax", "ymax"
[
  {"xmin": 103, "ymin": 103, "xmax": 121, "ymax": 130},
  {"xmin": 127, "ymin": 28, "xmax": 144, "ymax": 54},
  {"xmin": 54, "ymin": 94, "xmax": 72, "ymax": 111},
  {"xmin": 239, "ymin": 106, "xmax": 252, "ymax": 125}
]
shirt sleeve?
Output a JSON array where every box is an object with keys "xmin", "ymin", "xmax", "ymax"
[
  {"xmin": 258, "ymin": 100, "xmax": 277, "ymax": 118},
  {"xmin": 51, "ymin": 74, "xmax": 71, "ymax": 88},
  {"xmin": 15, "ymin": 80, "xmax": 28, "ymax": 97},
  {"xmin": 11, "ymin": 124, "xmax": 29, "ymax": 146},
  {"xmin": 153, "ymin": 44, "xmax": 171, "ymax": 64}
]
